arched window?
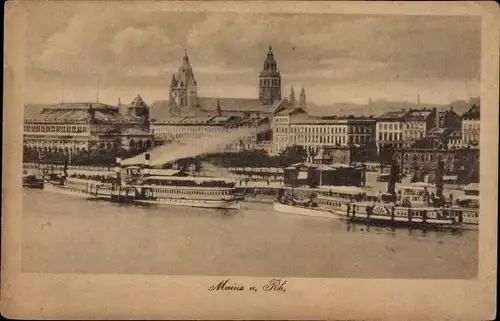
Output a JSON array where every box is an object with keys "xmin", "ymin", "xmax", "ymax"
[{"xmin": 129, "ymin": 139, "xmax": 136, "ymax": 149}]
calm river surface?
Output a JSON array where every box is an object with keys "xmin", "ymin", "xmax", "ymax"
[{"xmin": 22, "ymin": 189, "xmax": 478, "ymax": 279}]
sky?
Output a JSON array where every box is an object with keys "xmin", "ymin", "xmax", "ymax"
[{"xmin": 24, "ymin": 2, "xmax": 481, "ymax": 106}]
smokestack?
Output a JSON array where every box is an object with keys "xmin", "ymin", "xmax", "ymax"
[
  {"xmin": 436, "ymin": 159, "xmax": 444, "ymax": 199},
  {"xmin": 144, "ymin": 153, "xmax": 151, "ymax": 176},
  {"xmin": 115, "ymin": 157, "xmax": 122, "ymax": 185},
  {"xmin": 434, "ymin": 108, "xmax": 439, "ymax": 129},
  {"xmin": 387, "ymin": 160, "xmax": 398, "ymax": 195}
]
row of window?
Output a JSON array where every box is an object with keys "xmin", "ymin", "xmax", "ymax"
[
  {"xmin": 404, "ymin": 131, "xmax": 425, "ymax": 140},
  {"xmin": 463, "ymin": 123, "xmax": 480, "ymax": 130},
  {"xmin": 153, "ymin": 126, "xmax": 226, "ymax": 133},
  {"xmin": 378, "ymin": 122, "xmax": 426, "ymax": 131},
  {"xmin": 24, "ymin": 139, "xmax": 87, "ymax": 145},
  {"xmin": 291, "ymin": 136, "xmax": 347, "ymax": 145},
  {"xmin": 260, "ymin": 78, "xmax": 280, "ymax": 87},
  {"xmin": 463, "ymin": 134, "xmax": 479, "ymax": 142},
  {"xmin": 378, "ymin": 123, "xmax": 401, "ymax": 131},
  {"xmin": 24, "ymin": 125, "xmax": 89, "ymax": 133},
  {"xmin": 378, "ymin": 132, "xmax": 403, "ymax": 141},
  {"xmin": 400, "ymin": 153, "xmax": 454, "ymax": 161},
  {"xmin": 290, "ymin": 126, "xmax": 348, "ymax": 134},
  {"xmin": 148, "ymin": 188, "xmax": 232, "ymax": 196}
]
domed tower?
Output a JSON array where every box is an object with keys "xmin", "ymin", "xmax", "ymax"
[
  {"xmin": 169, "ymin": 50, "xmax": 198, "ymax": 113},
  {"xmin": 259, "ymin": 45, "xmax": 281, "ymax": 105}
]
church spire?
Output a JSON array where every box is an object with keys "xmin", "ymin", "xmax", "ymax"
[
  {"xmin": 299, "ymin": 87, "xmax": 306, "ymax": 108},
  {"xmin": 216, "ymin": 98, "xmax": 222, "ymax": 116},
  {"xmin": 289, "ymin": 86, "xmax": 295, "ymax": 106}
]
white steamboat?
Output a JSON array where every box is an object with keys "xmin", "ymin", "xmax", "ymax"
[{"xmin": 117, "ymin": 176, "xmax": 241, "ymax": 210}]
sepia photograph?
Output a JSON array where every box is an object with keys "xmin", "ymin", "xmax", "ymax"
[{"xmin": 2, "ymin": 1, "xmax": 498, "ymax": 319}]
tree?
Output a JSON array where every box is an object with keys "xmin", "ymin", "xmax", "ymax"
[
  {"xmin": 307, "ymin": 146, "xmax": 318, "ymax": 163},
  {"xmin": 279, "ymin": 145, "xmax": 308, "ymax": 167}
]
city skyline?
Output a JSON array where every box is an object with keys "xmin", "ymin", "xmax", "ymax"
[{"xmin": 25, "ymin": 2, "xmax": 480, "ymax": 106}]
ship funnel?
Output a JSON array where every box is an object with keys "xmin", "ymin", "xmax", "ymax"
[
  {"xmin": 387, "ymin": 160, "xmax": 398, "ymax": 195},
  {"xmin": 436, "ymin": 159, "xmax": 444, "ymax": 198},
  {"xmin": 144, "ymin": 153, "xmax": 151, "ymax": 176},
  {"xmin": 115, "ymin": 157, "xmax": 122, "ymax": 184}
]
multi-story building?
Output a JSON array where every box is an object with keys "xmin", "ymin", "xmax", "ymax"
[
  {"xmin": 23, "ymin": 96, "xmax": 155, "ymax": 160},
  {"xmin": 272, "ymin": 105, "xmax": 376, "ymax": 155},
  {"xmin": 447, "ymin": 128, "xmax": 463, "ymax": 149},
  {"xmin": 418, "ymin": 106, "xmax": 462, "ymax": 149},
  {"xmin": 461, "ymin": 104, "xmax": 480, "ymax": 148},
  {"xmin": 402, "ymin": 108, "xmax": 437, "ymax": 148},
  {"xmin": 375, "ymin": 110, "xmax": 407, "ymax": 152}
]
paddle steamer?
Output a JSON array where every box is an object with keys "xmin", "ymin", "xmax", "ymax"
[
  {"xmin": 274, "ymin": 160, "xmax": 479, "ymax": 230},
  {"xmin": 110, "ymin": 154, "xmax": 242, "ymax": 210},
  {"xmin": 38, "ymin": 154, "xmax": 242, "ymax": 210}
]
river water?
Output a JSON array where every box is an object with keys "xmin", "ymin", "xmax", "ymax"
[{"xmin": 22, "ymin": 189, "xmax": 477, "ymax": 279}]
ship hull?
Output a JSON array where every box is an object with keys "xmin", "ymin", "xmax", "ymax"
[
  {"xmin": 273, "ymin": 202, "xmax": 341, "ymax": 219},
  {"xmin": 341, "ymin": 203, "xmax": 462, "ymax": 229},
  {"xmin": 43, "ymin": 182, "xmax": 111, "ymax": 200},
  {"xmin": 134, "ymin": 198, "xmax": 241, "ymax": 210}
]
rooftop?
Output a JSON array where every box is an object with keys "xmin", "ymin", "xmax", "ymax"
[
  {"xmin": 377, "ymin": 110, "xmax": 408, "ymax": 120},
  {"xmin": 128, "ymin": 94, "xmax": 148, "ymax": 108},
  {"xmin": 405, "ymin": 108, "xmax": 433, "ymax": 121},
  {"xmin": 40, "ymin": 102, "xmax": 118, "ymax": 111},
  {"xmin": 462, "ymin": 104, "xmax": 480, "ymax": 119},
  {"xmin": 25, "ymin": 107, "xmax": 142, "ymax": 123}
]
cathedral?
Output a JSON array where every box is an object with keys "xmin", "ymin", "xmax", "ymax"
[{"xmin": 159, "ymin": 45, "xmax": 307, "ymax": 119}]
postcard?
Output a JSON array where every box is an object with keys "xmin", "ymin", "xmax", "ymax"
[{"xmin": 2, "ymin": 1, "xmax": 498, "ymax": 319}]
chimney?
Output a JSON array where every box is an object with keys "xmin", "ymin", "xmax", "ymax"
[
  {"xmin": 434, "ymin": 108, "xmax": 439, "ymax": 129},
  {"xmin": 115, "ymin": 157, "xmax": 122, "ymax": 185},
  {"xmin": 144, "ymin": 153, "xmax": 151, "ymax": 176},
  {"xmin": 386, "ymin": 160, "xmax": 398, "ymax": 195},
  {"xmin": 435, "ymin": 159, "xmax": 444, "ymax": 199}
]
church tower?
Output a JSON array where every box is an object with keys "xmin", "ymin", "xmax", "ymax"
[
  {"xmin": 259, "ymin": 45, "xmax": 281, "ymax": 105},
  {"xmin": 169, "ymin": 50, "xmax": 198, "ymax": 113}
]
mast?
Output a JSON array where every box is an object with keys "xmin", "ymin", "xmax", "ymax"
[
  {"xmin": 387, "ymin": 159, "xmax": 398, "ymax": 195},
  {"xmin": 96, "ymin": 77, "xmax": 100, "ymax": 103},
  {"xmin": 435, "ymin": 159, "xmax": 444, "ymax": 199},
  {"xmin": 61, "ymin": 75, "xmax": 65, "ymax": 104}
]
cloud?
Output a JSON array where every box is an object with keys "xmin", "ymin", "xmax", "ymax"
[
  {"xmin": 111, "ymin": 27, "xmax": 171, "ymax": 56},
  {"xmin": 25, "ymin": 7, "xmax": 481, "ymax": 105}
]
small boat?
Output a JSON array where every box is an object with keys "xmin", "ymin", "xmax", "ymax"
[
  {"xmin": 43, "ymin": 178, "xmax": 112, "ymax": 200},
  {"xmin": 23, "ymin": 174, "xmax": 44, "ymax": 189},
  {"xmin": 273, "ymin": 201, "xmax": 340, "ymax": 219},
  {"xmin": 272, "ymin": 187, "xmax": 341, "ymax": 219}
]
